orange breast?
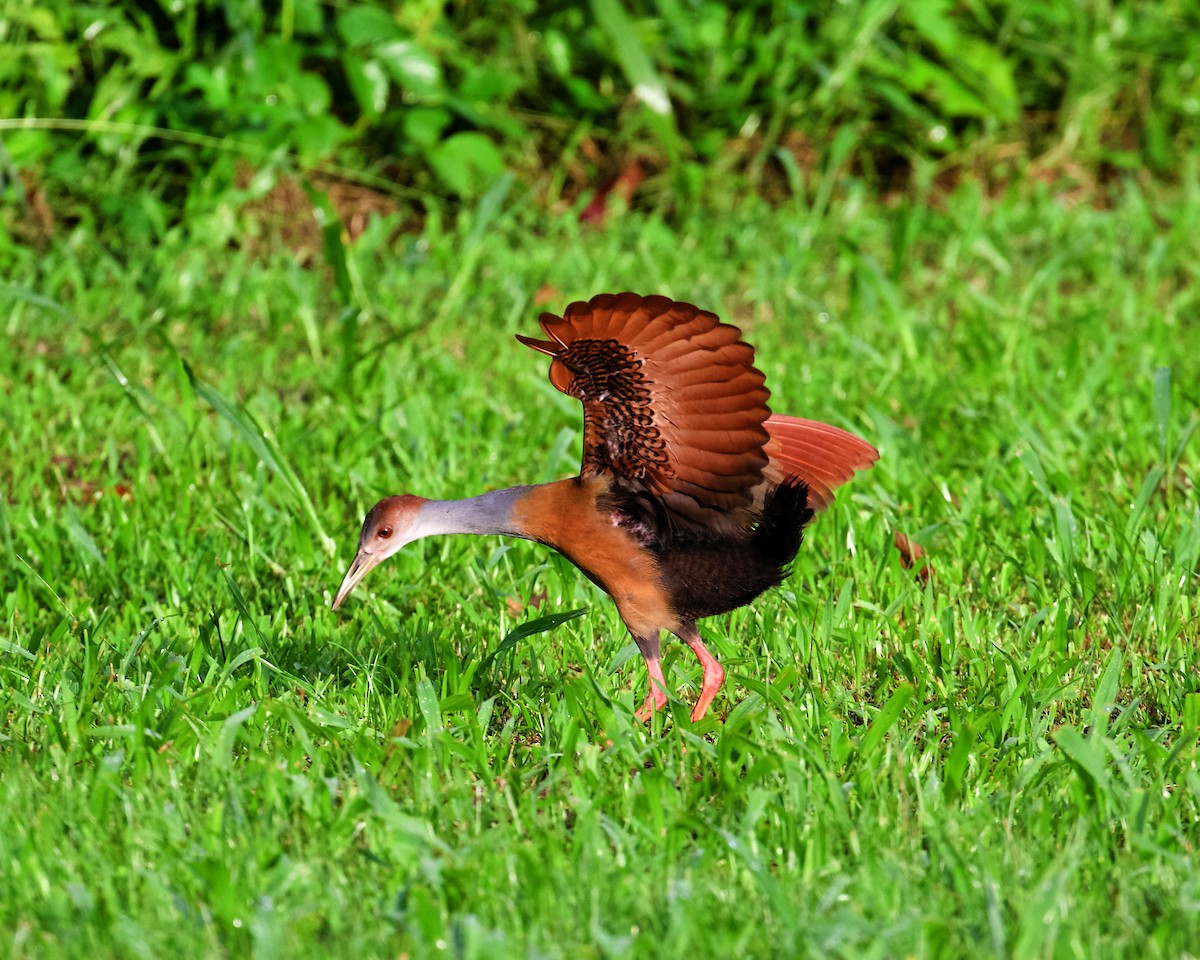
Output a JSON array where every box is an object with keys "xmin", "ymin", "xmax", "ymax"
[{"xmin": 512, "ymin": 477, "xmax": 677, "ymax": 638}]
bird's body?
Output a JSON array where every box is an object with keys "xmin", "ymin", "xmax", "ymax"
[{"xmin": 333, "ymin": 293, "xmax": 877, "ymax": 721}]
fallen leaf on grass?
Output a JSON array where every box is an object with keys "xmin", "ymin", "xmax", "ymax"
[
  {"xmin": 534, "ymin": 285, "xmax": 561, "ymax": 306},
  {"xmin": 505, "ymin": 589, "xmax": 548, "ymax": 617},
  {"xmin": 894, "ymin": 531, "xmax": 933, "ymax": 585},
  {"xmin": 579, "ymin": 160, "xmax": 645, "ymax": 227}
]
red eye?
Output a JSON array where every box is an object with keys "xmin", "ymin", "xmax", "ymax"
[{"xmin": 377, "ymin": 526, "xmax": 393, "ymax": 539}]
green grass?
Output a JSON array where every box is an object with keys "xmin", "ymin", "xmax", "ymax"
[{"xmin": 2, "ymin": 175, "xmax": 1199, "ymax": 958}]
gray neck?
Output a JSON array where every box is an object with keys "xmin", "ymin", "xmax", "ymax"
[{"xmin": 415, "ymin": 485, "xmax": 534, "ymax": 540}]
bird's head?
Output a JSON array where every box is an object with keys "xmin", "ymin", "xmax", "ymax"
[{"xmin": 332, "ymin": 495, "xmax": 428, "ymax": 610}]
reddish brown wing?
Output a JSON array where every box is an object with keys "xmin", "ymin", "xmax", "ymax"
[
  {"xmin": 758, "ymin": 415, "xmax": 879, "ymax": 511},
  {"xmin": 517, "ymin": 293, "xmax": 772, "ymax": 526}
]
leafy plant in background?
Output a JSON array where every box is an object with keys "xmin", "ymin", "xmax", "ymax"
[{"xmin": 0, "ymin": 0, "xmax": 1197, "ymax": 230}]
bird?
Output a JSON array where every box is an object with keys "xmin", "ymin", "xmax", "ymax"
[{"xmin": 332, "ymin": 293, "xmax": 877, "ymax": 722}]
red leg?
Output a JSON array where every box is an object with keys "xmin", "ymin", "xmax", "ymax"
[
  {"xmin": 676, "ymin": 623, "xmax": 725, "ymax": 722},
  {"xmin": 633, "ymin": 633, "xmax": 668, "ymax": 721}
]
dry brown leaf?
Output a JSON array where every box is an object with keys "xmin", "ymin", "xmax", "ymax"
[
  {"xmin": 894, "ymin": 531, "xmax": 932, "ymax": 585},
  {"xmin": 579, "ymin": 160, "xmax": 644, "ymax": 227},
  {"xmin": 534, "ymin": 285, "xmax": 561, "ymax": 307}
]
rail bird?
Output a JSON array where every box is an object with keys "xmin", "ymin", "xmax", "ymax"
[{"xmin": 332, "ymin": 293, "xmax": 877, "ymax": 721}]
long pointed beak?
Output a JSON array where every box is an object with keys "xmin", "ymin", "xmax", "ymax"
[{"xmin": 331, "ymin": 550, "xmax": 382, "ymax": 610}]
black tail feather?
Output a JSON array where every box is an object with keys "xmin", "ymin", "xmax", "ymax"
[{"xmin": 752, "ymin": 477, "xmax": 815, "ymax": 569}]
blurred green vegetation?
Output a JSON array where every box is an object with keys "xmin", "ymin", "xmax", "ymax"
[{"xmin": 2, "ymin": 0, "xmax": 1197, "ymax": 228}]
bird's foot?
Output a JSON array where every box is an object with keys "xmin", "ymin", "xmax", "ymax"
[
  {"xmin": 686, "ymin": 639, "xmax": 725, "ymax": 722},
  {"xmin": 635, "ymin": 689, "xmax": 668, "ymax": 722},
  {"xmin": 689, "ymin": 688, "xmax": 720, "ymax": 723}
]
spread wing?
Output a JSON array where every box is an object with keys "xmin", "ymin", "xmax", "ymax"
[
  {"xmin": 758, "ymin": 415, "xmax": 879, "ymax": 512},
  {"xmin": 517, "ymin": 292, "xmax": 771, "ymax": 529}
]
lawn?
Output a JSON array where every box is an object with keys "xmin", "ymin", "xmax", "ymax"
[{"xmin": 2, "ymin": 177, "xmax": 1198, "ymax": 958}]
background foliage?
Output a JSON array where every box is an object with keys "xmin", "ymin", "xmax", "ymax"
[{"xmin": 3, "ymin": 0, "xmax": 1199, "ymax": 225}]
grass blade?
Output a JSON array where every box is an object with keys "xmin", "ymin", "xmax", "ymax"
[
  {"xmin": 857, "ymin": 684, "xmax": 914, "ymax": 760},
  {"xmin": 1153, "ymin": 366, "xmax": 1171, "ymax": 459},
  {"xmin": 483, "ymin": 608, "xmax": 587, "ymax": 674},
  {"xmin": 184, "ymin": 360, "xmax": 334, "ymax": 553}
]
